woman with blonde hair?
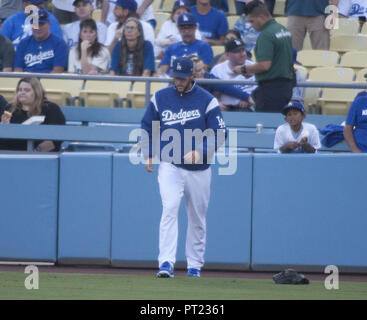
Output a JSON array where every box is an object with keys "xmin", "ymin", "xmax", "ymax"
[
  {"xmin": 109, "ymin": 17, "xmax": 154, "ymax": 76},
  {"xmin": 0, "ymin": 77, "xmax": 66, "ymax": 151}
]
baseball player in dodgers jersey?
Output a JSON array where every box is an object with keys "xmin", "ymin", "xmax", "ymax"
[{"xmin": 141, "ymin": 56, "xmax": 226, "ymax": 278}]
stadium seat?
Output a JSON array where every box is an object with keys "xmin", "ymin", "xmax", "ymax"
[
  {"xmin": 92, "ymin": 9, "xmax": 102, "ymax": 22},
  {"xmin": 79, "ymin": 80, "xmax": 132, "ymax": 108},
  {"xmin": 330, "ymin": 34, "xmax": 367, "ymax": 53},
  {"xmin": 153, "ymin": 0, "xmax": 162, "ymax": 11},
  {"xmin": 317, "ymin": 87, "xmax": 361, "ymax": 115},
  {"xmin": 339, "ymin": 51, "xmax": 367, "ymax": 73},
  {"xmin": 275, "ymin": 16, "xmax": 288, "ymax": 28},
  {"xmin": 0, "ymin": 77, "xmax": 21, "ymax": 102},
  {"xmin": 227, "ymin": 15, "xmax": 239, "ymax": 29},
  {"xmin": 154, "ymin": 12, "xmax": 170, "ymax": 35},
  {"xmin": 160, "ymin": 0, "xmax": 173, "ymax": 13},
  {"xmin": 356, "ymin": 68, "xmax": 367, "ymax": 82},
  {"xmin": 308, "ymin": 67, "xmax": 355, "ymax": 114},
  {"xmin": 360, "ymin": 21, "xmax": 367, "ymax": 34},
  {"xmin": 126, "ymin": 81, "xmax": 169, "ymax": 108},
  {"xmin": 211, "ymin": 45, "xmax": 225, "ymax": 56},
  {"xmin": 330, "ymin": 18, "xmax": 360, "ymax": 36},
  {"xmin": 297, "ymin": 50, "xmax": 339, "ymax": 72},
  {"xmin": 40, "ymin": 78, "xmax": 84, "ymax": 106},
  {"xmin": 294, "ymin": 65, "xmax": 308, "ymax": 79}
]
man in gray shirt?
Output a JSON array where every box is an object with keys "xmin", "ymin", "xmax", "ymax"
[{"xmin": 0, "ymin": 0, "xmax": 23, "ymax": 24}]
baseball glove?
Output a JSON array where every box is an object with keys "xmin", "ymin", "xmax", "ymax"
[{"xmin": 273, "ymin": 268, "xmax": 310, "ymax": 285}]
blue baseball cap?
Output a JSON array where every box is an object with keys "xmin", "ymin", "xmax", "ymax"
[
  {"xmin": 177, "ymin": 12, "xmax": 196, "ymax": 26},
  {"xmin": 169, "ymin": 57, "xmax": 194, "ymax": 79},
  {"xmin": 73, "ymin": 0, "xmax": 93, "ymax": 6},
  {"xmin": 281, "ymin": 101, "xmax": 305, "ymax": 115},
  {"xmin": 173, "ymin": 0, "xmax": 189, "ymax": 10},
  {"xmin": 115, "ymin": 0, "xmax": 137, "ymax": 12},
  {"xmin": 23, "ymin": 0, "xmax": 44, "ymax": 4}
]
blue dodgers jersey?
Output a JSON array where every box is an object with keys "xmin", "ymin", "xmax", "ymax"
[
  {"xmin": 14, "ymin": 34, "xmax": 69, "ymax": 73},
  {"xmin": 0, "ymin": 11, "xmax": 63, "ymax": 49},
  {"xmin": 141, "ymin": 83, "xmax": 226, "ymax": 171},
  {"xmin": 346, "ymin": 95, "xmax": 367, "ymax": 152},
  {"xmin": 160, "ymin": 40, "xmax": 214, "ymax": 67},
  {"xmin": 190, "ymin": 6, "xmax": 228, "ymax": 40}
]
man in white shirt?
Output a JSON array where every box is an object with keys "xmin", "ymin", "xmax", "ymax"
[
  {"xmin": 104, "ymin": 0, "xmax": 155, "ymax": 51},
  {"xmin": 274, "ymin": 101, "xmax": 321, "ymax": 153},
  {"xmin": 338, "ymin": 0, "xmax": 367, "ymax": 20},
  {"xmin": 211, "ymin": 38, "xmax": 256, "ymax": 111},
  {"xmin": 63, "ymin": 0, "xmax": 107, "ymax": 49}
]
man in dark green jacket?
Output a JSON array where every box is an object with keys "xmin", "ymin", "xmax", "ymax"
[{"xmin": 234, "ymin": 0, "xmax": 294, "ymax": 113}]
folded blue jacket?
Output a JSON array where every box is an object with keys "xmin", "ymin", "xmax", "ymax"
[{"xmin": 320, "ymin": 124, "xmax": 345, "ymax": 147}]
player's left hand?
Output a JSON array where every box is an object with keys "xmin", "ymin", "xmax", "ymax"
[
  {"xmin": 184, "ymin": 150, "xmax": 201, "ymax": 164},
  {"xmin": 299, "ymin": 137, "xmax": 308, "ymax": 145}
]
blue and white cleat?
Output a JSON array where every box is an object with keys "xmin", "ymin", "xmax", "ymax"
[
  {"xmin": 157, "ymin": 261, "xmax": 174, "ymax": 278},
  {"xmin": 187, "ymin": 268, "xmax": 201, "ymax": 278}
]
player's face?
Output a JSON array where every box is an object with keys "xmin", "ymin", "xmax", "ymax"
[
  {"xmin": 80, "ymin": 26, "xmax": 97, "ymax": 43},
  {"xmin": 285, "ymin": 109, "xmax": 305, "ymax": 130},
  {"xmin": 17, "ymin": 81, "xmax": 35, "ymax": 107},
  {"xmin": 32, "ymin": 21, "xmax": 50, "ymax": 41},
  {"xmin": 75, "ymin": 2, "xmax": 94, "ymax": 19},
  {"xmin": 124, "ymin": 21, "xmax": 140, "ymax": 40},
  {"xmin": 178, "ymin": 25, "xmax": 196, "ymax": 44},
  {"xmin": 173, "ymin": 75, "xmax": 194, "ymax": 93},
  {"xmin": 227, "ymin": 48, "xmax": 247, "ymax": 66}
]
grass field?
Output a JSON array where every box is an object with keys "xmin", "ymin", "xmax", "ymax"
[{"xmin": 0, "ymin": 271, "xmax": 367, "ymax": 300}]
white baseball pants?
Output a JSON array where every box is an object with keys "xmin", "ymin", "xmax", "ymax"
[{"xmin": 157, "ymin": 162, "xmax": 211, "ymax": 270}]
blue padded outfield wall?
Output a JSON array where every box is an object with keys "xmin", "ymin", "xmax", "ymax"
[{"xmin": 1, "ymin": 152, "xmax": 367, "ymax": 273}]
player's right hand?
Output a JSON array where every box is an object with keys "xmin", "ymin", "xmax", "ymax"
[{"xmin": 145, "ymin": 158, "xmax": 155, "ymax": 172}]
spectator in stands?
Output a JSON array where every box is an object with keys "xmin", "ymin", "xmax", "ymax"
[
  {"xmin": 0, "ymin": 77, "xmax": 66, "ymax": 152},
  {"xmin": 233, "ymin": 0, "xmax": 261, "ymax": 53},
  {"xmin": 52, "ymin": 0, "xmax": 79, "ymax": 24},
  {"xmin": 190, "ymin": 54, "xmax": 254, "ymax": 111},
  {"xmin": 102, "ymin": 0, "xmax": 156, "ymax": 28},
  {"xmin": 68, "ymin": 18, "xmax": 111, "ymax": 74},
  {"xmin": 104, "ymin": 0, "xmax": 155, "ymax": 52},
  {"xmin": 344, "ymin": 94, "xmax": 367, "ymax": 153},
  {"xmin": 14, "ymin": 9, "xmax": 69, "ymax": 73},
  {"xmin": 63, "ymin": 0, "xmax": 107, "ymax": 49},
  {"xmin": 0, "ymin": 0, "xmax": 63, "ymax": 50},
  {"xmin": 156, "ymin": 12, "xmax": 213, "ymax": 76},
  {"xmin": 234, "ymin": 1, "xmax": 294, "ymax": 113},
  {"xmin": 190, "ymin": 0, "xmax": 229, "ymax": 45},
  {"xmin": 209, "ymin": 29, "xmax": 244, "ymax": 69},
  {"xmin": 285, "ymin": 0, "xmax": 339, "ymax": 51},
  {"xmin": 186, "ymin": 0, "xmax": 228, "ymax": 12},
  {"xmin": 0, "ymin": 34, "xmax": 15, "ymax": 72},
  {"xmin": 109, "ymin": 17, "xmax": 154, "ymax": 76},
  {"xmin": 274, "ymin": 101, "xmax": 321, "ymax": 153},
  {"xmin": 211, "ymin": 39, "xmax": 256, "ymax": 111},
  {"xmin": 0, "ymin": 0, "xmax": 23, "ymax": 26},
  {"xmin": 154, "ymin": 0, "xmax": 202, "ymax": 59}
]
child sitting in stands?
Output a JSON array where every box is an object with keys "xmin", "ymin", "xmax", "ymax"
[{"xmin": 274, "ymin": 101, "xmax": 321, "ymax": 153}]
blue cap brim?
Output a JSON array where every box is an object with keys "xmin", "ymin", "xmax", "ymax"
[{"xmin": 169, "ymin": 70, "xmax": 192, "ymax": 79}]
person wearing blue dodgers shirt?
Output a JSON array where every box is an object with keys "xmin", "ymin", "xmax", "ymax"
[
  {"xmin": 142, "ymin": 56, "xmax": 226, "ymax": 278},
  {"xmin": 344, "ymin": 94, "xmax": 367, "ymax": 153},
  {"xmin": 14, "ymin": 9, "xmax": 69, "ymax": 73},
  {"xmin": 0, "ymin": 0, "xmax": 63, "ymax": 50},
  {"xmin": 156, "ymin": 12, "xmax": 213, "ymax": 76},
  {"xmin": 190, "ymin": 0, "xmax": 229, "ymax": 46}
]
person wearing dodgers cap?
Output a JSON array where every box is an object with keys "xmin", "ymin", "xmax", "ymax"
[
  {"xmin": 274, "ymin": 101, "xmax": 321, "ymax": 153},
  {"xmin": 141, "ymin": 54, "xmax": 226, "ymax": 279}
]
